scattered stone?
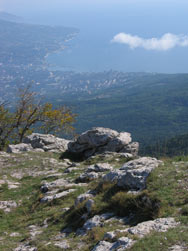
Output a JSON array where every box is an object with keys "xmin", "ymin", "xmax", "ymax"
[
  {"xmin": 75, "ymin": 192, "xmax": 94, "ymax": 206},
  {"xmin": 76, "ymin": 172, "xmax": 99, "ymax": 183},
  {"xmin": 10, "ymin": 232, "xmax": 21, "ymax": 237},
  {"xmin": 0, "ymin": 200, "xmax": 17, "ymax": 212},
  {"xmin": 64, "ymin": 167, "xmax": 79, "ymax": 173},
  {"xmin": 67, "ymin": 127, "xmax": 138, "ymax": 160},
  {"xmin": 103, "ymin": 157, "xmax": 163, "ymax": 190},
  {"xmin": 87, "ymin": 163, "xmax": 113, "ymax": 173},
  {"xmin": 28, "ymin": 225, "xmax": 43, "ymax": 238},
  {"xmin": 0, "ymin": 179, "xmax": 21, "ymax": 189},
  {"xmin": 169, "ymin": 244, "xmax": 187, "ymax": 251},
  {"xmin": 14, "ymin": 244, "xmax": 37, "ymax": 251},
  {"xmin": 92, "ymin": 237, "xmax": 134, "ymax": 251},
  {"xmin": 40, "ymin": 189, "xmax": 75, "ymax": 202},
  {"xmin": 41, "ymin": 178, "xmax": 74, "ymax": 193},
  {"xmin": 126, "ymin": 217, "xmax": 179, "ymax": 238},
  {"xmin": 83, "ymin": 215, "xmax": 104, "ymax": 231},
  {"xmin": 78, "ymin": 213, "xmax": 114, "ymax": 235},
  {"xmin": 54, "ymin": 240, "xmax": 70, "ymax": 249},
  {"xmin": 92, "ymin": 241, "xmax": 113, "ymax": 251}
]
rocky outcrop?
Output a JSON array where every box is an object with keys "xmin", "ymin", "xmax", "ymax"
[
  {"xmin": 103, "ymin": 157, "xmax": 163, "ymax": 190},
  {"xmin": 104, "ymin": 217, "xmax": 179, "ymax": 241},
  {"xmin": 66, "ymin": 127, "xmax": 139, "ymax": 160},
  {"xmin": 23, "ymin": 133, "xmax": 69, "ymax": 153},
  {"xmin": 76, "ymin": 163, "xmax": 113, "ymax": 183},
  {"xmin": 7, "ymin": 143, "xmax": 34, "ymax": 153},
  {"xmin": 92, "ymin": 237, "xmax": 134, "ymax": 251},
  {"xmin": 126, "ymin": 217, "xmax": 179, "ymax": 237},
  {"xmin": 7, "ymin": 133, "xmax": 70, "ymax": 153}
]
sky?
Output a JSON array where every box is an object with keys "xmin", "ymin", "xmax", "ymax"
[{"xmin": 1, "ymin": 0, "xmax": 188, "ymax": 73}]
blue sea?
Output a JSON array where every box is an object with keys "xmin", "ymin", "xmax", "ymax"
[{"xmin": 9, "ymin": 0, "xmax": 188, "ymax": 73}]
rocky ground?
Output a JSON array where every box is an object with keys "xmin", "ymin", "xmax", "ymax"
[{"xmin": 0, "ymin": 128, "xmax": 188, "ymax": 250}]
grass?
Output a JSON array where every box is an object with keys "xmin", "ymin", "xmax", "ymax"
[{"xmin": 0, "ymin": 151, "xmax": 188, "ymax": 250}]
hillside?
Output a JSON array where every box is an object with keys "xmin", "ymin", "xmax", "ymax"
[
  {"xmin": 0, "ymin": 129, "xmax": 187, "ymax": 250},
  {"xmin": 143, "ymin": 133, "xmax": 188, "ymax": 157},
  {"xmin": 54, "ymin": 72, "xmax": 188, "ymax": 146}
]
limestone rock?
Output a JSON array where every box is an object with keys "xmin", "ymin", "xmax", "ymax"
[
  {"xmin": 83, "ymin": 215, "xmax": 104, "ymax": 231},
  {"xmin": 103, "ymin": 157, "xmax": 163, "ymax": 190},
  {"xmin": 14, "ymin": 244, "xmax": 37, "ymax": 251},
  {"xmin": 92, "ymin": 237, "xmax": 134, "ymax": 251},
  {"xmin": 67, "ymin": 127, "xmax": 138, "ymax": 159},
  {"xmin": 75, "ymin": 192, "xmax": 94, "ymax": 207},
  {"xmin": 0, "ymin": 200, "xmax": 17, "ymax": 212},
  {"xmin": 126, "ymin": 217, "xmax": 179, "ymax": 238},
  {"xmin": 92, "ymin": 241, "xmax": 113, "ymax": 251},
  {"xmin": 86, "ymin": 199, "xmax": 95, "ymax": 213},
  {"xmin": 23, "ymin": 133, "xmax": 69, "ymax": 153},
  {"xmin": 7, "ymin": 143, "xmax": 34, "ymax": 153},
  {"xmin": 87, "ymin": 163, "xmax": 113, "ymax": 173},
  {"xmin": 76, "ymin": 172, "xmax": 99, "ymax": 183},
  {"xmin": 54, "ymin": 240, "xmax": 70, "ymax": 249},
  {"xmin": 40, "ymin": 189, "xmax": 75, "ymax": 203},
  {"xmin": 76, "ymin": 163, "xmax": 113, "ymax": 183}
]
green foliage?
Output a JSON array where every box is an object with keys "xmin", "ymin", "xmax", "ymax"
[
  {"xmin": 110, "ymin": 191, "xmax": 160, "ymax": 221},
  {"xmin": 143, "ymin": 133, "xmax": 188, "ymax": 157}
]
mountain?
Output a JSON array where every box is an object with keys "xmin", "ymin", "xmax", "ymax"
[
  {"xmin": 55, "ymin": 72, "xmax": 188, "ymax": 147},
  {"xmin": 0, "ymin": 11, "xmax": 23, "ymax": 22}
]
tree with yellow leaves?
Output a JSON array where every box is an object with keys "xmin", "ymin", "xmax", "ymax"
[{"xmin": 0, "ymin": 87, "xmax": 76, "ymax": 150}]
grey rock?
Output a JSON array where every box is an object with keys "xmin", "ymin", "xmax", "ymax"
[
  {"xmin": 92, "ymin": 241, "xmax": 113, "ymax": 251},
  {"xmin": 28, "ymin": 225, "xmax": 42, "ymax": 238},
  {"xmin": 23, "ymin": 133, "xmax": 69, "ymax": 153},
  {"xmin": 92, "ymin": 238, "xmax": 134, "ymax": 251},
  {"xmin": 14, "ymin": 244, "xmax": 37, "ymax": 251},
  {"xmin": 54, "ymin": 240, "xmax": 70, "ymax": 249},
  {"xmin": 68, "ymin": 127, "xmax": 138, "ymax": 159},
  {"xmin": 100, "ymin": 212, "xmax": 114, "ymax": 220},
  {"xmin": 112, "ymin": 237, "xmax": 134, "ymax": 250},
  {"xmin": 0, "ymin": 200, "xmax": 17, "ymax": 212},
  {"xmin": 87, "ymin": 163, "xmax": 113, "ymax": 173},
  {"xmin": 83, "ymin": 215, "xmax": 103, "ymax": 231},
  {"xmin": 104, "ymin": 231, "xmax": 117, "ymax": 241},
  {"xmin": 86, "ymin": 199, "xmax": 95, "ymax": 213},
  {"xmin": 120, "ymin": 142, "xmax": 139, "ymax": 156},
  {"xmin": 126, "ymin": 217, "xmax": 179, "ymax": 238},
  {"xmin": 76, "ymin": 172, "xmax": 99, "ymax": 182},
  {"xmin": 64, "ymin": 167, "xmax": 79, "ymax": 173},
  {"xmin": 169, "ymin": 245, "xmax": 187, "ymax": 251},
  {"xmin": 41, "ymin": 189, "xmax": 75, "ymax": 203},
  {"xmin": 103, "ymin": 157, "xmax": 163, "ymax": 190},
  {"xmin": 75, "ymin": 192, "xmax": 94, "ymax": 207},
  {"xmin": 7, "ymin": 143, "xmax": 33, "ymax": 153},
  {"xmin": 41, "ymin": 178, "xmax": 71, "ymax": 192},
  {"xmin": 10, "ymin": 232, "xmax": 21, "ymax": 237}
]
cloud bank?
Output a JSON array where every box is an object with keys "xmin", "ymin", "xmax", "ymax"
[{"xmin": 112, "ymin": 33, "xmax": 188, "ymax": 51}]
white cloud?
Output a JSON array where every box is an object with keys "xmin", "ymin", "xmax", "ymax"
[{"xmin": 112, "ymin": 33, "xmax": 188, "ymax": 51}]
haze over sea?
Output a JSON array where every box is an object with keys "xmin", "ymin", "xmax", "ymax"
[{"xmin": 2, "ymin": 0, "xmax": 188, "ymax": 73}]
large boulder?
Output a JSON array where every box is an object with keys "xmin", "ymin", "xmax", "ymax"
[
  {"xmin": 66, "ymin": 127, "xmax": 139, "ymax": 160},
  {"xmin": 23, "ymin": 133, "xmax": 70, "ymax": 153},
  {"xmin": 103, "ymin": 157, "xmax": 163, "ymax": 190}
]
